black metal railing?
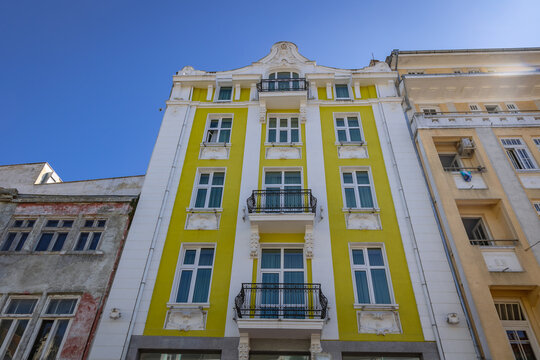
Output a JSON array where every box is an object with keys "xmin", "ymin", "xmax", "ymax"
[
  {"xmin": 470, "ymin": 239, "xmax": 519, "ymax": 246},
  {"xmin": 247, "ymin": 189, "xmax": 317, "ymax": 214},
  {"xmin": 443, "ymin": 166, "xmax": 486, "ymax": 173},
  {"xmin": 235, "ymin": 283, "xmax": 327, "ymax": 319},
  {"xmin": 257, "ymin": 78, "xmax": 308, "ymax": 92}
]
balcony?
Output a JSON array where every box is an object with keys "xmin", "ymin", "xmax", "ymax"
[
  {"xmin": 246, "ymin": 189, "xmax": 316, "ymax": 233},
  {"xmin": 412, "ymin": 111, "xmax": 540, "ymax": 131},
  {"xmin": 257, "ymin": 78, "xmax": 308, "ymax": 109},
  {"xmin": 234, "ymin": 283, "xmax": 327, "ymax": 338}
]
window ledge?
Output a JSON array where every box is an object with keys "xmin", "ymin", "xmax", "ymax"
[
  {"xmin": 264, "ymin": 142, "xmax": 303, "ymax": 147},
  {"xmin": 167, "ymin": 302, "xmax": 210, "ymax": 309},
  {"xmin": 342, "ymin": 207, "xmax": 380, "ymax": 213},
  {"xmin": 354, "ymin": 304, "xmax": 399, "ymax": 311},
  {"xmin": 200, "ymin": 142, "xmax": 231, "ymax": 148},
  {"xmin": 186, "ymin": 208, "xmax": 223, "ymax": 213},
  {"xmin": 335, "ymin": 141, "xmax": 366, "ymax": 146},
  {"xmin": 0, "ymin": 250, "xmax": 104, "ymax": 255},
  {"xmin": 336, "ymin": 98, "xmax": 352, "ymax": 101},
  {"xmin": 516, "ymin": 169, "xmax": 540, "ymax": 173},
  {"xmin": 214, "ymin": 100, "xmax": 232, "ymax": 103}
]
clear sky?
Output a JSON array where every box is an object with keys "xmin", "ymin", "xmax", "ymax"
[{"xmin": 1, "ymin": 0, "xmax": 539, "ymax": 181}]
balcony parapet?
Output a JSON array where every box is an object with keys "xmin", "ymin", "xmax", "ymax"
[
  {"xmin": 257, "ymin": 78, "xmax": 308, "ymax": 109},
  {"xmin": 412, "ymin": 111, "xmax": 540, "ymax": 131}
]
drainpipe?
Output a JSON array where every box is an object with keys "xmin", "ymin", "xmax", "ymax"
[
  {"xmin": 397, "ymin": 76, "xmax": 485, "ymax": 359},
  {"xmin": 120, "ymin": 94, "xmax": 193, "ymax": 359}
]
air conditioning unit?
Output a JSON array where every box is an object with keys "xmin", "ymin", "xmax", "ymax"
[{"xmin": 458, "ymin": 138, "xmax": 475, "ymax": 158}]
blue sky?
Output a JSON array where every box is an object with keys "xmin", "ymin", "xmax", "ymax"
[{"xmin": 1, "ymin": 0, "xmax": 539, "ymax": 181}]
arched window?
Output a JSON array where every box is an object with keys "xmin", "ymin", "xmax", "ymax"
[{"xmin": 267, "ymin": 71, "xmax": 300, "ymax": 91}]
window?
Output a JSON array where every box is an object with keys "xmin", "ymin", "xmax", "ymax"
[
  {"xmin": 422, "ymin": 108, "xmax": 438, "ymax": 115},
  {"xmin": 461, "ymin": 218, "xmax": 491, "ymax": 246},
  {"xmin": 533, "ymin": 202, "xmax": 540, "ymax": 216},
  {"xmin": 506, "ymin": 103, "xmax": 519, "ymax": 113},
  {"xmin": 204, "ymin": 116, "xmax": 232, "ymax": 144},
  {"xmin": 192, "ymin": 171, "xmax": 225, "ymax": 209},
  {"xmin": 34, "ymin": 219, "xmax": 73, "ymax": 252},
  {"xmin": 533, "ymin": 138, "xmax": 540, "ymax": 151},
  {"xmin": 217, "ymin": 86, "xmax": 232, "ymax": 101},
  {"xmin": 267, "ymin": 116, "xmax": 300, "ymax": 143},
  {"xmin": 0, "ymin": 297, "xmax": 38, "ymax": 359},
  {"xmin": 335, "ymin": 115, "xmax": 363, "ymax": 143},
  {"xmin": 485, "ymin": 104, "xmax": 500, "ymax": 113},
  {"xmin": 350, "ymin": 247, "xmax": 392, "ymax": 304},
  {"xmin": 407, "ymin": 70, "xmax": 424, "ymax": 75},
  {"xmin": 173, "ymin": 247, "xmax": 215, "ymax": 303},
  {"xmin": 267, "ymin": 71, "xmax": 300, "ymax": 91},
  {"xmin": 260, "ymin": 248, "xmax": 305, "ymax": 318},
  {"xmin": 453, "ymin": 69, "xmax": 463, "ymax": 74},
  {"xmin": 335, "ymin": 84, "xmax": 350, "ymax": 99},
  {"xmin": 264, "ymin": 170, "xmax": 302, "ymax": 210},
  {"xmin": 341, "ymin": 170, "xmax": 376, "ymax": 209},
  {"xmin": 501, "ymin": 138, "xmax": 538, "ymax": 170},
  {"xmin": 27, "ymin": 297, "xmax": 78, "ymax": 360},
  {"xmin": 439, "ymin": 153, "xmax": 462, "ymax": 171},
  {"xmin": 74, "ymin": 219, "xmax": 106, "ymax": 251},
  {"xmin": 469, "ymin": 104, "xmax": 480, "ymax": 112},
  {"xmin": 1, "ymin": 218, "xmax": 35, "ymax": 251},
  {"xmin": 469, "ymin": 69, "xmax": 481, "ymax": 74},
  {"xmin": 495, "ymin": 302, "xmax": 540, "ymax": 360}
]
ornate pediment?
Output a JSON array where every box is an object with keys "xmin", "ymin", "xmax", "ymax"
[{"xmin": 254, "ymin": 41, "xmax": 314, "ymax": 67}]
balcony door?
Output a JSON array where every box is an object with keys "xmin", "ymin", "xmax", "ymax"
[
  {"xmin": 268, "ymin": 72, "xmax": 299, "ymax": 91},
  {"xmin": 264, "ymin": 170, "xmax": 302, "ymax": 212},
  {"xmin": 260, "ymin": 248, "xmax": 305, "ymax": 318}
]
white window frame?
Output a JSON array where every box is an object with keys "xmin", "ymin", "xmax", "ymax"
[
  {"xmin": 257, "ymin": 245, "xmax": 306, "ymax": 284},
  {"xmin": 74, "ymin": 219, "xmax": 106, "ymax": 251},
  {"xmin": 190, "ymin": 169, "xmax": 226, "ymax": 210},
  {"xmin": 495, "ymin": 300, "xmax": 540, "ymax": 360},
  {"xmin": 348, "ymin": 244, "xmax": 396, "ymax": 307},
  {"xmin": 533, "ymin": 202, "xmax": 540, "ymax": 216},
  {"xmin": 500, "ymin": 138, "xmax": 538, "ymax": 171},
  {"xmin": 266, "ymin": 115, "xmax": 301, "ymax": 144},
  {"xmin": 1, "ymin": 218, "xmax": 35, "ymax": 252},
  {"xmin": 169, "ymin": 244, "xmax": 216, "ymax": 305},
  {"xmin": 262, "ymin": 168, "xmax": 303, "ymax": 190},
  {"xmin": 469, "ymin": 104, "xmax": 481, "ymax": 112},
  {"xmin": 333, "ymin": 113, "xmax": 364, "ymax": 144},
  {"xmin": 24, "ymin": 296, "xmax": 79, "ymax": 360},
  {"xmin": 340, "ymin": 167, "xmax": 378, "ymax": 210},
  {"xmin": 202, "ymin": 114, "xmax": 233, "ymax": 145},
  {"xmin": 505, "ymin": 103, "xmax": 519, "ymax": 113},
  {"xmin": 461, "ymin": 216, "xmax": 493, "ymax": 246},
  {"xmin": 215, "ymin": 85, "xmax": 233, "ymax": 102},
  {"xmin": 0, "ymin": 296, "xmax": 40, "ymax": 359},
  {"xmin": 484, "ymin": 104, "xmax": 501, "ymax": 113},
  {"xmin": 334, "ymin": 83, "xmax": 352, "ymax": 100},
  {"xmin": 266, "ymin": 71, "xmax": 301, "ymax": 91},
  {"xmin": 532, "ymin": 138, "xmax": 540, "ymax": 152},
  {"xmin": 419, "ymin": 106, "xmax": 440, "ymax": 116},
  {"xmin": 34, "ymin": 219, "xmax": 74, "ymax": 252}
]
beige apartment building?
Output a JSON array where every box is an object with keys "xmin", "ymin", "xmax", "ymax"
[{"xmin": 387, "ymin": 48, "xmax": 540, "ymax": 360}]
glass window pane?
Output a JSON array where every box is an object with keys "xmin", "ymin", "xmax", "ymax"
[
  {"xmin": 2, "ymin": 233, "xmax": 16, "ymax": 251},
  {"xmin": 176, "ymin": 270, "xmax": 193, "ymax": 302},
  {"xmin": 75, "ymin": 233, "xmax": 89, "ymax": 251},
  {"xmin": 344, "ymin": 188, "xmax": 357, "ymax": 208},
  {"xmin": 347, "ymin": 117, "xmax": 359, "ymax": 127},
  {"xmin": 6, "ymin": 299, "xmax": 37, "ymax": 314},
  {"xmin": 358, "ymin": 187, "xmax": 374, "ymax": 208},
  {"xmin": 261, "ymin": 249, "xmax": 281, "ymax": 269},
  {"xmin": 337, "ymin": 130, "xmax": 347, "ymax": 142},
  {"xmin": 0, "ymin": 319, "xmax": 14, "ymax": 348},
  {"xmin": 280, "ymin": 118, "xmax": 288, "ymax": 127},
  {"xmin": 349, "ymin": 129, "xmax": 362, "ymax": 142},
  {"xmin": 208, "ymin": 188, "xmax": 223, "ymax": 208},
  {"xmin": 371, "ymin": 269, "xmax": 391, "ymax": 304},
  {"xmin": 192, "ymin": 269, "xmax": 212, "ymax": 302},
  {"xmin": 352, "ymin": 249, "xmax": 364, "ymax": 265},
  {"xmin": 14, "ymin": 233, "xmax": 28, "ymax": 251},
  {"xmin": 44, "ymin": 319, "xmax": 69, "ymax": 359},
  {"xmin": 291, "ymin": 129, "xmax": 299, "ymax": 143},
  {"xmin": 356, "ymin": 171, "xmax": 370, "ymax": 184},
  {"xmin": 336, "ymin": 85, "xmax": 349, "ymax": 98},
  {"xmin": 218, "ymin": 129, "xmax": 230, "ymax": 143},
  {"xmin": 46, "ymin": 220, "xmax": 59, "ymax": 227},
  {"xmin": 265, "ymin": 172, "xmax": 282, "ymax": 185},
  {"xmin": 290, "ymin": 118, "xmax": 299, "ymax": 128},
  {"xmin": 84, "ymin": 220, "xmax": 94, "ymax": 227},
  {"xmin": 51, "ymin": 233, "xmax": 67, "ymax": 251},
  {"xmin": 89, "ymin": 232, "xmax": 101, "ymax": 250},
  {"xmin": 284, "ymin": 271, "xmax": 304, "ymax": 284},
  {"xmin": 194, "ymin": 189, "xmax": 207, "ymax": 208},
  {"xmin": 221, "ymin": 118, "xmax": 232, "ymax": 128},
  {"xmin": 268, "ymin": 129, "xmax": 276, "ymax": 142},
  {"xmin": 46, "ymin": 299, "xmax": 77, "ymax": 315},
  {"xmin": 211, "ymin": 173, "xmax": 225, "ymax": 185},
  {"xmin": 62, "ymin": 220, "xmax": 73, "ymax": 228},
  {"xmin": 35, "ymin": 233, "xmax": 53, "ymax": 251},
  {"xmin": 198, "ymin": 248, "xmax": 214, "ymax": 266},
  {"xmin": 198, "ymin": 174, "xmax": 210, "ymax": 185},
  {"xmin": 28, "ymin": 320, "xmax": 54, "ymax": 359},
  {"xmin": 284, "ymin": 172, "xmax": 301, "ymax": 185},
  {"xmin": 343, "ymin": 172, "xmax": 353, "ymax": 184},
  {"xmin": 218, "ymin": 87, "xmax": 232, "ymax": 100},
  {"xmin": 268, "ymin": 118, "xmax": 277, "ymax": 128},
  {"xmin": 209, "ymin": 120, "xmax": 219, "ymax": 128},
  {"xmin": 336, "ymin": 118, "xmax": 345, "ymax": 127},
  {"xmin": 284, "ymin": 249, "xmax": 303, "ymax": 269},
  {"xmin": 354, "ymin": 271, "xmax": 370, "ymax": 303},
  {"xmin": 279, "ymin": 130, "xmax": 288, "ymax": 143},
  {"xmin": 367, "ymin": 248, "xmax": 384, "ymax": 266},
  {"xmin": 4, "ymin": 319, "xmax": 28, "ymax": 360},
  {"xmin": 13, "ymin": 220, "xmax": 23, "ymax": 228},
  {"xmin": 183, "ymin": 250, "xmax": 196, "ymax": 264},
  {"xmin": 26, "ymin": 220, "xmax": 35, "ymax": 228}
]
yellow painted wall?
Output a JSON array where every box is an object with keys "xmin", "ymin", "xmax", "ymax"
[
  {"xmin": 319, "ymin": 105, "xmax": 424, "ymax": 341},
  {"xmin": 143, "ymin": 107, "xmax": 248, "ymax": 337}
]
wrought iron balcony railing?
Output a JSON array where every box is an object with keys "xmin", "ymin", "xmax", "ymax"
[
  {"xmin": 247, "ymin": 189, "xmax": 317, "ymax": 214},
  {"xmin": 235, "ymin": 283, "xmax": 328, "ymax": 319},
  {"xmin": 257, "ymin": 78, "xmax": 308, "ymax": 92},
  {"xmin": 470, "ymin": 239, "xmax": 519, "ymax": 246},
  {"xmin": 443, "ymin": 166, "xmax": 486, "ymax": 173}
]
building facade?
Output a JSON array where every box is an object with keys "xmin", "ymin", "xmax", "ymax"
[
  {"xmin": 90, "ymin": 42, "xmax": 476, "ymax": 360},
  {"xmin": 0, "ymin": 162, "xmax": 142, "ymax": 359},
  {"xmin": 387, "ymin": 48, "xmax": 540, "ymax": 359}
]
